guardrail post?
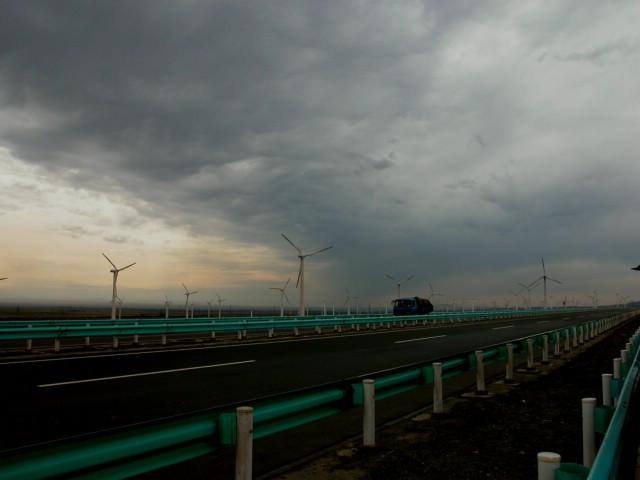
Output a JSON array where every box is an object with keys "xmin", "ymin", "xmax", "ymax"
[
  {"xmin": 554, "ymin": 331, "xmax": 561, "ymax": 358},
  {"xmin": 433, "ymin": 362, "xmax": 443, "ymax": 413},
  {"xmin": 475, "ymin": 350, "xmax": 488, "ymax": 396},
  {"xmin": 363, "ymin": 379, "xmax": 375, "ymax": 446},
  {"xmin": 564, "ymin": 329, "xmax": 570, "ymax": 353},
  {"xmin": 85, "ymin": 323, "xmax": 90, "ymax": 347},
  {"xmin": 162, "ymin": 334, "xmax": 167, "ymax": 345},
  {"xmin": 582, "ymin": 397, "xmax": 596, "ymax": 467},
  {"xmin": 542, "ymin": 335, "xmax": 549, "ymax": 365},
  {"xmin": 572, "ymin": 326, "xmax": 578, "ymax": 348},
  {"xmin": 526, "ymin": 338, "xmax": 535, "ymax": 371},
  {"xmin": 112, "ymin": 336, "xmax": 118, "ymax": 349},
  {"xmin": 537, "ymin": 451, "xmax": 561, "ymax": 480},
  {"xmin": 54, "ymin": 338, "xmax": 60, "ymax": 352},
  {"xmin": 602, "ymin": 373, "xmax": 612, "ymax": 407},
  {"xmin": 236, "ymin": 406, "xmax": 253, "ymax": 480},
  {"xmin": 505, "ymin": 343, "xmax": 514, "ymax": 383},
  {"xmin": 211, "ymin": 321, "xmax": 217, "ymax": 340},
  {"xmin": 613, "ymin": 358, "xmax": 621, "ymax": 380}
]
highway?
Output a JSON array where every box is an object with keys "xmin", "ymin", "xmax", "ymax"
[{"xmin": 0, "ymin": 309, "xmax": 614, "ymax": 451}]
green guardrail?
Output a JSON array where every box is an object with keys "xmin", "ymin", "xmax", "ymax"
[
  {"xmin": 587, "ymin": 323, "xmax": 640, "ymax": 479},
  {"xmin": 0, "ymin": 311, "xmax": 634, "ymax": 479},
  {"xmin": 0, "ymin": 308, "xmax": 600, "ymax": 343}
]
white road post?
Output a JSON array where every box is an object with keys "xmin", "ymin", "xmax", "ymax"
[
  {"xmin": 54, "ymin": 338, "xmax": 60, "ymax": 352},
  {"xmin": 433, "ymin": 362, "xmax": 443, "ymax": 413},
  {"xmin": 235, "ymin": 406, "xmax": 254, "ymax": 480},
  {"xmin": 363, "ymin": 379, "xmax": 375, "ymax": 446},
  {"xmin": 613, "ymin": 358, "xmax": 621, "ymax": 379},
  {"xmin": 602, "ymin": 373, "xmax": 613, "ymax": 407},
  {"xmin": 112, "ymin": 336, "xmax": 118, "ymax": 349},
  {"xmin": 582, "ymin": 397, "xmax": 596, "ymax": 467},
  {"xmin": 527, "ymin": 338, "xmax": 535, "ymax": 370},
  {"xmin": 85, "ymin": 323, "xmax": 90, "ymax": 347},
  {"xmin": 554, "ymin": 332, "xmax": 561, "ymax": 358},
  {"xmin": 564, "ymin": 329, "xmax": 570, "ymax": 353},
  {"xmin": 542, "ymin": 335, "xmax": 549, "ymax": 365},
  {"xmin": 572, "ymin": 326, "xmax": 578, "ymax": 348},
  {"xmin": 537, "ymin": 451, "xmax": 561, "ymax": 480}
]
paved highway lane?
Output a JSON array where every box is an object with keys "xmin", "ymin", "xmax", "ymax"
[{"xmin": 0, "ymin": 310, "xmax": 613, "ymax": 450}]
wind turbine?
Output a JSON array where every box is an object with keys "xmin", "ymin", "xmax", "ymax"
[
  {"xmin": 531, "ymin": 258, "xmax": 562, "ymax": 309},
  {"xmin": 270, "ymin": 277, "xmax": 290, "ymax": 317},
  {"xmin": 182, "ymin": 283, "xmax": 198, "ymax": 318},
  {"xmin": 518, "ymin": 280, "xmax": 540, "ymax": 310},
  {"xmin": 427, "ymin": 282, "xmax": 443, "ymax": 300},
  {"xmin": 386, "ymin": 274, "xmax": 414, "ymax": 299},
  {"xmin": 164, "ymin": 294, "xmax": 172, "ymax": 319},
  {"xmin": 587, "ymin": 290, "xmax": 598, "ymax": 309},
  {"xmin": 102, "ymin": 253, "xmax": 136, "ymax": 320},
  {"xmin": 281, "ymin": 233, "xmax": 333, "ymax": 316},
  {"xmin": 216, "ymin": 292, "xmax": 227, "ymax": 318}
]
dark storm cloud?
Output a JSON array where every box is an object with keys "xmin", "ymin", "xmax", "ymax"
[{"xmin": 2, "ymin": 0, "xmax": 640, "ymax": 304}]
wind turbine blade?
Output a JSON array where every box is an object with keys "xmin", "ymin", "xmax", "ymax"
[
  {"xmin": 385, "ymin": 274, "xmax": 395, "ymax": 281},
  {"xmin": 283, "ymin": 291, "xmax": 290, "ymax": 303},
  {"xmin": 283, "ymin": 277, "xmax": 291, "ymax": 289},
  {"xmin": 541, "ymin": 257, "xmax": 546, "ymax": 275},
  {"xmin": 120, "ymin": 262, "xmax": 136, "ymax": 271},
  {"xmin": 182, "ymin": 283, "xmax": 189, "ymax": 292},
  {"xmin": 517, "ymin": 283, "xmax": 529, "ymax": 290},
  {"xmin": 548, "ymin": 277, "xmax": 562, "ymax": 285},
  {"xmin": 269, "ymin": 287, "xmax": 280, "ymax": 291},
  {"xmin": 281, "ymin": 233, "xmax": 302, "ymax": 255},
  {"xmin": 192, "ymin": 291, "xmax": 199, "ymax": 295},
  {"xmin": 102, "ymin": 253, "xmax": 117, "ymax": 269},
  {"xmin": 305, "ymin": 245, "xmax": 333, "ymax": 257},
  {"xmin": 402, "ymin": 274, "xmax": 415, "ymax": 283}
]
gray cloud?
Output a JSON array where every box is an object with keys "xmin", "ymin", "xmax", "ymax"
[{"xmin": 2, "ymin": 1, "xmax": 640, "ymax": 306}]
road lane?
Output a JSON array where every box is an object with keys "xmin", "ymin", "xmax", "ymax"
[{"xmin": 0, "ymin": 310, "xmax": 616, "ymax": 449}]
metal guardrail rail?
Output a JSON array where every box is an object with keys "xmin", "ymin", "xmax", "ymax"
[
  {"xmin": 586, "ymin": 319, "xmax": 640, "ymax": 479},
  {"xmin": 0, "ymin": 311, "xmax": 633, "ymax": 479},
  {"xmin": 0, "ymin": 308, "xmax": 587, "ymax": 342}
]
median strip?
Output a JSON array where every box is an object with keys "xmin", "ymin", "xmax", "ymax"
[
  {"xmin": 493, "ymin": 325, "xmax": 515, "ymax": 330},
  {"xmin": 395, "ymin": 335, "xmax": 446, "ymax": 344},
  {"xmin": 37, "ymin": 360, "xmax": 256, "ymax": 387}
]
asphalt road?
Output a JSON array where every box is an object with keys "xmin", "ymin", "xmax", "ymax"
[{"xmin": 0, "ymin": 309, "xmax": 614, "ymax": 450}]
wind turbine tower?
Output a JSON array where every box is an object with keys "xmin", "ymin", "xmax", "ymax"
[
  {"xmin": 102, "ymin": 253, "xmax": 136, "ymax": 321},
  {"xmin": 182, "ymin": 283, "xmax": 198, "ymax": 318},
  {"xmin": 281, "ymin": 233, "xmax": 333, "ymax": 316},
  {"xmin": 386, "ymin": 274, "xmax": 414, "ymax": 299},
  {"xmin": 270, "ymin": 277, "xmax": 290, "ymax": 317}
]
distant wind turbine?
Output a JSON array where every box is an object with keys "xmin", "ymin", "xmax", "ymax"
[
  {"xmin": 270, "ymin": 277, "xmax": 290, "ymax": 317},
  {"xmin": 182, "ymin": 283, "xmax": 198, "ymax": 318},
  {"xmin": 102, "ymin": 253, "xmax": 136, "ymax": 321},
  {"xmin": 529, "ymin": 258, "xmax": 561, "ymax": 309},
  {"xmin": 344, "ymin": 286, "xmax": 360, "ymax": 315},
  {"xmin": 386, "ymin": 274, "xmax": 414, "ymax": 299},
  {"xmin": 587, "ymin": 290, "xmax": 598, "ymax": 309},
  {"xmin": 518, "ymin": 281, "xmax": 539, "ymax": 310},
  {"xmin": 427, "ymin": 282, "xmax": 443, "ymax": 300},
  {"xmin": 216, "ymin": 292, "xmax": 227, "ymax": 318},
  {"xmin": 164, "ymin": 294, "xmax": 172, "ymax": 319},
  {"xmin": 281, "ymin": 234, "xmax": 333, "ymax": 316}
]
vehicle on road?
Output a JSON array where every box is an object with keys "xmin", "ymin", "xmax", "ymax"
[{"xmin": 392, "ymin": 297, "xmax": 434, "ymax": 315}]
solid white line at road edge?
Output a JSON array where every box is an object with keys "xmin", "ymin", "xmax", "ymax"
[
  {"xmin": 37, "ymin": 360, "xmax": 255, "ymax": 388},
  {"xmin": 395, "ymin": 335, "xmax": 446, "ymax": 344},
  {"xmin": 493, "ymin": 325, "xmax": 514, "ymax": 330}
]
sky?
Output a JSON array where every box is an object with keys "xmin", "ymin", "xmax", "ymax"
[{"xmin": 1, "ymin": 1, "xmax": 640, "ymax": 312}]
